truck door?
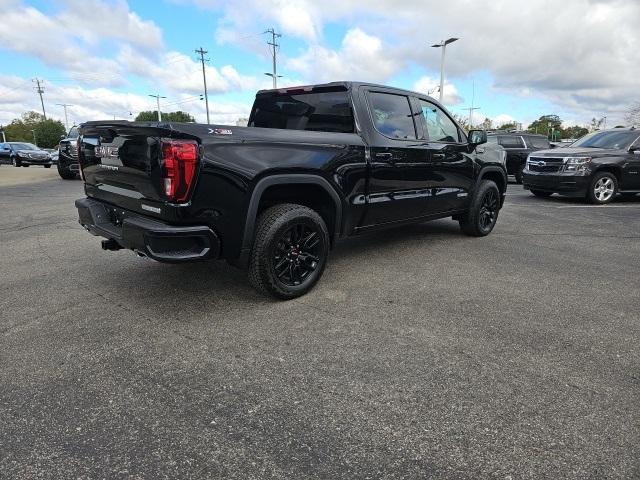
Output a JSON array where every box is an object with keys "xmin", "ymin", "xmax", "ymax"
[
  {"xmin": 359, "ymin": 89, "xmax": 432, "ymax": 227},
  {"xmin": 412, "ymin": 98, "xmax": 475, "ymax": 213},
  {"xmin": 622, "ymin": 137, "xmax": 640, "ymax": 190}
]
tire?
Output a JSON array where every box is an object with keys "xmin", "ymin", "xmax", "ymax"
[
  {"xmin": 22, "ymin": 164, "xmax": 29, "ymax": 167},
  {"xmin": 531, "ymin": 190, "xmax": 553, "ymax": 198},
  {"xmin": 514, "ymin": 164, "xmax": 525, "ymax": 184},
  {"xmin": 248, "ymin": 203, "xmax": 330, "ymax": 300},
  {"xmin": 12, "ymin": 157, "xmax": 21, "ymax": 167},
  {"xmin": 587, "ymin": 171, "xmax": 618, "ymax": 205},
  {"xmin": 459, "ymin": 180, "xmax": 501, "ymax": 237},
  {"xmin": 44, "ymin": 164, "xmax": 51, "ymax": 168},
  {"xmin": 57, "ymin": 163, "xmax": 76, "ymax": 180}
]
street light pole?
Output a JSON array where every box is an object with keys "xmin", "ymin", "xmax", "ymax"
[
  {"xmin": 56, "ymin": 103, "xmax": 73, "ymax": 130},
  {"xmin": 148, "ymin": 94, "xmax": 166, "ymax": 122},
  {"xmin": 431, "ymin": 38, "xmax": 459, "ymax": 104},
  {"xmin": 31, "ymin": 129, "xmax": 37, "ymax": 146}
]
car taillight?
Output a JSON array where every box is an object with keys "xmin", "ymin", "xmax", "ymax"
[
  {"xmin": 160, "ymin": 139, "xmax": 198, "ymax": 203},
  {"xmin": 77, "ymin": 138, "xmax": 85, "ymax": 180}
]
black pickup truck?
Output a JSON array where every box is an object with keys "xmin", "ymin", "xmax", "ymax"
[{"xmin": 75, "ymin": 82, "xmax": 507, "ymax": 298}]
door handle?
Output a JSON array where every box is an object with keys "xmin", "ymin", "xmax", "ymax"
[{"xmin": 375, "ymin": 152, "xmax": 393, "ymax": 159}]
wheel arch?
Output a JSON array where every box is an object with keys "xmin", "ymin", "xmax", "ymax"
[
  {"xmin": 476, "ymin": 166, "xmax": 507, "ymax": 206},
  {"xmin": 240, "ymin": 174, "xmax": 343, "ymax": 255},
  {"xmin": 592, "ymin": 163, "xmax": 622, "ymax": 182}
]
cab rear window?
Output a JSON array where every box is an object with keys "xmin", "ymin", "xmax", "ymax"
[{"xmin": 249, "ymin": 89, "xmax": 354, "ymax": 133}]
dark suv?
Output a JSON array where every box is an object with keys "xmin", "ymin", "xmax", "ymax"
[
  {"xmin": 487, "ymin": 132, "xmax": 550, "ymax": 183},
  {"xmin": 522, "ymin": 128, "xmax": 640, "ymax": 204},
  {"xmin": 57, "ymin": 126, "xmax": 79, "ymax": 179}
]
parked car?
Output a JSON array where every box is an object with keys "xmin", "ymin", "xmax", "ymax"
[
  {"xmin": 58, "ymin": 126, "xmax": 79, "ymax": 179},
  {"xmin": 75, "ymin": 81, "xmax": 507, "ymax": 299},
  {"xmin": 522, "ymin": 127, "xmax": 640, "ymax": 204},
  {"xmin": 0, "ymin": 142, "xmax": 53, "ymax": 167},
  {"xmin": 44, "ymin": 148, "xmax": 59, "ymax": 164},
  {"xmin": 487, "ymin": 132, "xmax": 551, "ymax": 184}
]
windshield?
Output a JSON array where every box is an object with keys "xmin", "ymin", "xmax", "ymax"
[
  {"xmin": 571, "ymin": 131, "xmax": 639, "ymax": 150},
  {"xmin": 68, "ymin": 127, "xmax": 79, "ymax": 138},
  {"xmin": 10, "ymin": 143, "xmax": 37, "ymax": 150}
]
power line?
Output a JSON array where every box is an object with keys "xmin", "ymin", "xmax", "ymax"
[
  {"xmin": 148, "ymin": 93, "xmax": 166, "ymax": 122},
  {"xmin": 264, "ymin": 28, "xmax": 282, "ymax": 89},
  {"xmin": 195, "ymin": 47, "xmax": 211, "ymax": 124},
  {"xmin": 55, "ymin": 103, "xmax": 73, "ymax": 130},
  {"xmin": 32, "ymin": 78, "xmax": 47, "ymax": 120}
]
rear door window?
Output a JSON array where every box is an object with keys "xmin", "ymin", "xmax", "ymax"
[
  {"xmin": 367, "ymin": 92, "xmax": 417, "ymax": 140},
  {"xmin": 498, "ymin": 136, "xmax": 525, "ymax": 149}
]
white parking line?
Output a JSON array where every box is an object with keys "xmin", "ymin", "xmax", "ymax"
[{"xmin": 507, "ymin": 204, "xmax": 639, "ymax": 208}]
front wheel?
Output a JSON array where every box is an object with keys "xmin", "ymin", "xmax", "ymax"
[
  {"xmin": 12, "ymin": 157, "xmax": 21, "ymax": 167},
  {"xmin": 459, "ymin": 180, "xmax": 501, "ymax": 237},
  {"xmin": 587, "ymin": 172, "xmax": 618, "ymax": 205},
  {"xmin": 248, "ymin": 203, "xmax": 329, "ymax": 299},
  {"xmin": 44, "ymin": 164, "xmax": 51, "ymax": 168},
  {"xmin": 57, "ymin": 163, "xmax": 77, "ymax": 180}
]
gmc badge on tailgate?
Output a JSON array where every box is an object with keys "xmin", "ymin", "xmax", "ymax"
[{"xmin": 95, "ymin": 145, "xmax": 119, "ymax": 160}]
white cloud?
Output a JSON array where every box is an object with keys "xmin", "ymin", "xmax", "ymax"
[
  {"xmin": 286, "ymin": 28, "xmax": 398, "ymax": 83},
  {"xmin": 412, "ymin": 76, "xmax": 463, "ymax": 106}
]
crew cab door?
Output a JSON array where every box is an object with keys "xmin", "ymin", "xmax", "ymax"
[
  {"xmin": 413, "ymin": 98, "xmax": 475, "ymax": 213},
  {"xmin": 622, "ymin": 137, "xmax": 640, "ymax": 190},
  {"xmin": 359, "ymin": 89, "xmax": 431, "ymax": 226},
  {"xmin": 497, "ymin": 135, "xmax": 528, "ymax": 174}
]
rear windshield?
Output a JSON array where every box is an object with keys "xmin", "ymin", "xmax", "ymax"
[
  {"xmin": 571, "ymin": 130, "xmax": 640, "ymax": 149},
  {"xmin": 249, "ymin": 89, "xmax": 355, "ymax": 133}
]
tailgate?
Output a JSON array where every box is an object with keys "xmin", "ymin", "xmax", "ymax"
[{"xmin": 78, "ymin": 121, "xmax": 199, "ymax": 216}]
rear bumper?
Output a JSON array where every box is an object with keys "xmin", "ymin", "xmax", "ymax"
[
  {"xmin": 75, "ymin": 197, "xmax": 220, "ymax": 263},
  {"xmin": 522, "ymin": 171, "xmax": 590, "ymax": 195}
]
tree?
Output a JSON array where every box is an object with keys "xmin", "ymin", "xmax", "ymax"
[
  {"xmin": 3, "ymin": 111, "xmax": 65, "ymax": 147},
  {"xmin": 34, "ymin": 119, "xmax": 66, "ymax": 148},
  {"xmin": 626, "ymin": 102, "xmax": 640, "ymax": 126},
  {"xmin": 135, "ymin": 110, "xmax": 195, "ymax": 123},
  {"xmin": 452, "ymin": 113, "xmax": 469, "ymax": 132},
  {"xmin": 590, "ymin": 117, "xmax": 605, "ymax": 131},
  {"xmin": 527, "ymin": 115, "xmax": 562, "ymax": 139},
  {"xmin": 480, "ymin": 117, "xmax": 493, "ymax": 130},
  {"xmin": 562, "ymin": 126, "xmax": 589, "ymax": 140},
  {"xmin": 497, "ymin": 121, "xmax": 519, "ymax": 131}
]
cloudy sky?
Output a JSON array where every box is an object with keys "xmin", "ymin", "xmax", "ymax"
[{"xmin": 0, "ymin": 0, "xmax": 638, "ymax": 129}]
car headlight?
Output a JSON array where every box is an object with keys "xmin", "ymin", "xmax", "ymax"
[{"xmin": 564, "ymin": 157, "xmax": 591, "ymax": 172}]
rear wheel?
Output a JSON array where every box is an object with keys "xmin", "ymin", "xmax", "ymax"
[
  {"xmin": 531, "ymin": 190, "xmax": 553, "ymax": 198},
  {"xmin": 587, "ymin": 172, "xmax": 618, "ymax": 205},
  {"xmin": 459, "ymin": 180, "xmax": 501, "ymax": 237},
  {"xmin": 248, "ymin": 203, "xmax": 329, "ymax": 299}
]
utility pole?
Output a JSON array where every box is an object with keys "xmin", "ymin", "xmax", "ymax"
[
  {"xmin": 0, "ymin": 125, "xmax": 6, "ymax": 142},
  {"xmin": 195, "ymin": 47, "xmax": 211, "ymax": 124},
  {"xmin": 466, "ymin": 80, "xmax": 481, "ymax": 128},
  {"xmin": 56, "ymin": 103, "xmax": 73, "ymax": 130},
  {"xmin": 148, "ymin": 94, "xmax": 166, "ymax": 121},
  {"xmin": 31, "ymin": 129, "xmax": 37, "ymax": 145},
  {"xmin": 33, "ymin": 78, "xmax": 47, "ymax": 120},
  {"xmin": 264, "ymin": 28, "xmax": 282, "ymax": 89},
  {"xmin": 431, "ymin": 38, "xmax": 459, "ymax": 103}
]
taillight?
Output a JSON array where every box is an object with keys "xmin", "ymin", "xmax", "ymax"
[
  {"xmin": 77, "ymin": 137, "xmax": 85, "ymax": 180},
  {"xmin": 160, "ymin": 139, "xmax": 199, "ymax": 203}
]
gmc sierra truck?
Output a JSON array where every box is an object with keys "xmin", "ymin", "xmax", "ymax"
[{"xmin": 75, "ymin": 82, "xmax": 507, "ymax": 299}]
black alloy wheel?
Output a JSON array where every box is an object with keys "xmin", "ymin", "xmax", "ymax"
[
  {"xmin": 478, "ymin": 188, "xmax": 499, "ymax": 233},
  {"xmin": 249, "ymin": 203, "xmax": 329, "ymax": 299},
  {"xmin": 272, "ymin": 223, "xmax": 322, "ymax": 287},
  {"xmin": 459, "ymin": 179, "xmax": 501, "ymax": 237}
]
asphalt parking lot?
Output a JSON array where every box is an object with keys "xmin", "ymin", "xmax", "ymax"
[{"xmin": 1, "ymin": 167, "xmax": 638, "ymax": 479}]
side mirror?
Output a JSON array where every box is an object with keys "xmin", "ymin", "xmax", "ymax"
[
  {"xmin": 630, "ymin": 146, "xmax": 640, "ymax": 154},
  {"xmin": 468, "ymin": 129, "xmax": 487, "ymax": 147}
]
